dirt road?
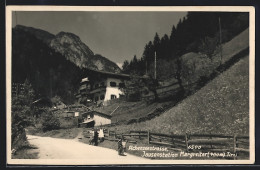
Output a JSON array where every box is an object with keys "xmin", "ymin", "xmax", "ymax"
[{"xmin": 27, "ymin": 135, "xmax": 148, "ymax": 161}]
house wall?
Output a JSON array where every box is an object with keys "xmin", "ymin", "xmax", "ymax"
[
  {"xmin": 93, "ymin": 92, "xmax": 106, "ymax": 104},
  {"xmin": 93, "ymin": 114, "xmax": 111, "ymax": 126},
  {"xmin": 61, "ymin": 112, "xmax": 75, "ymax": 118},
  {"xmin": 91, "ymin": 79, "xmax": 107, "ymax": 103},
  {"xmin": 104, "ymin": 77, "xmax": 124, "ymax": 101}
]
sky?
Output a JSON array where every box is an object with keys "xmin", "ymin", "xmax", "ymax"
[{"xmin": 12, "ymin": 11, "xmax": 187, "ymax": 67}]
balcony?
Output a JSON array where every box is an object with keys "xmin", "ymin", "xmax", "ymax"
[
  {"xmin": 90, "ymin": 86, "xmax": 106, "ymax": 94},
  {"xmin": 80, "ymin": 84, "xmax": 90, "ymax": 91}
]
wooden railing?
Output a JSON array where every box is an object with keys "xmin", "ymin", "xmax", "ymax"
[{"xmin": 101, "ymin": 130, "xmax": 249, "ymax": 157}]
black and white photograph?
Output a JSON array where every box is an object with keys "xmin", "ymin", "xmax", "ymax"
[{"xmin": 6, "ymin": 6, "xmax": 255, "ymax": 165}]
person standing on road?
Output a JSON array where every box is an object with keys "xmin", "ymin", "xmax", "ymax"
[
  {"xmin": 89, "ymin": 128, "xmax": 94, "ymax": 145},
  {"xmin": 99, "ymin": 128, "xmax": 104, "ymax": 142},
  {"xmin": 122, "ymin": 138, "xmax": 128, "ymax": 155},
  {"xmin": 94, "ymin": 129, "xmax": 99, "ymax": 146}
]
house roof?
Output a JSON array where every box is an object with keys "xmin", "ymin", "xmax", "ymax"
[
  {"xmin": 82, "ymin": 110, "xmax": 112, "ymax": 119},
  {"xmin": 81, "ymin": 77, "xmax": 89, "ymax": 83},
  {"xmin": 86, "ymin": 68, "xmax": 130, "ymax": 79},
  {"xmin": 82, "ymin": 119, "xmax": 95, "ymax": 124},
  {"xmin": 32, "ymin": 97, "xmax": 52, "ymax": 107}
]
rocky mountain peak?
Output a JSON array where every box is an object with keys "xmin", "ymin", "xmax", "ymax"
[
  {"xmin": 13, "ymin": 25, "xmax": 121, "ymax": 73},
  {"xmin": 14, "ymin": 25, "xmax": 55, "ymax": 44}
]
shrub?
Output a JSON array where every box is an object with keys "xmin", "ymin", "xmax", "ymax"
[
  {"xmin": 127, "ymin": 119, "xmax": 137, "ymax": 125},
  {"xmin": 41, "ymin": 112, "xmax": 60, "ymax": 132}
]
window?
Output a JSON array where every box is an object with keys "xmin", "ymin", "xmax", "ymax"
[
  {"xmin": 110, "ymin": 81, "xmax": 117, "ymax": 87},
  {"xmin": 119, "ymin": 82, "xmax": 125, "ymax": 88},
  {"xmin": 100, "ymin": 94, "xmax": 105, "ymax": 100},
  {"xmin": 143, "ymin": 89, "xmax": 149, "ymax": 95},
  {"xmin": 111, "ymin": 95, "xmax": 117, "ymax": 99},
  {"xmin": 119, "ymin": 94, "xmax": 125, "ymax": 98}
]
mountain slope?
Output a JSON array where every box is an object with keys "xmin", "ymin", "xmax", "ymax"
[
  {"xmin": 113, "ymin": 54, "xmax": 249, "ymax": 135},
  {"xmin": 15, "ymin": 25, "xmax": 55, "ymax": 44},
  {"xmin": 14, "ymin": 25, "xmax": 121, "ymax": 73},
  {"xmin": 50, "ymin": 32, "xmax": 94, "ymax": 69},
  {"xmin": 106, "ymin": 28, "xmax": 249, "ymax": 135},
  {"xmin": 12, "ymin": 27, "xmax": 84, "ymax": 103}
]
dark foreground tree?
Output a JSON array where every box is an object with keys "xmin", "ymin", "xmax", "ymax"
[
  {"xmin": 122, "ymin": 74, "xmax": 145, "ymax": 101},
  {"xmin": 143, "ymin": 76, "xmax": 159, "ymax": 101},
  {"xmin": 11, "ymin": 79, "xmax": 35, "ymax": 150}
]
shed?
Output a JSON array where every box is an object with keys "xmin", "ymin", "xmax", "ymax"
[{"xmin": 81, "ymin": 111, "xmax": 112, "ymax": 127}]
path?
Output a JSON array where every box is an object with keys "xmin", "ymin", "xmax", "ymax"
[{"xmin": 27, "ymin": 135, "xmax": 148, "ymax": 161}]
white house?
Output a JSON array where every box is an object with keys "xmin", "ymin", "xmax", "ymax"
[{"xmin": 77, "ymin": 69, "xmax": 130, "ymax": 106}]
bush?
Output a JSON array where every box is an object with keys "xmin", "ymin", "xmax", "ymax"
[
  {"xmin": 11, "ymin": 113, "xmax": 28, "ymax": 151},
  {"xmin": 41, "ymin": 112, "xmax": 60, "ymax": 132},
  {"xmin": 127, "ymin": 119, "xmax": 137, "ymax": 125}
]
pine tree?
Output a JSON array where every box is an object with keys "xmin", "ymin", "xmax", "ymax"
[
  {"xmin": 153, "ymin": 32, "xmax": 160, "ymax": 54},
  {"xmin": 122, "ymin": 60, "xmax": 130, "ymax": 73}
]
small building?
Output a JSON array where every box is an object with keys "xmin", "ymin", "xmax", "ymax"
[
  {"xmin": 61, "ymin": 111, "xmax": 75, "ymax": 118},
  {"xmin": 12, "ymin": 83, "xmax": 24, "ymax": 96},
  {"xmin": 81, "ymin": 111, "xmax": 112, "ymax": 127}
]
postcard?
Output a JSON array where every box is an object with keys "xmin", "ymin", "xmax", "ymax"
[{"xmin": 6, "ymin": 6, "xmax": 255, "ymax": 165}]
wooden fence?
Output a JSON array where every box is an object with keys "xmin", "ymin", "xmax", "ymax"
[{"xmin": 102, "ymin": 130, "xmax": 249, "ymax": 157}]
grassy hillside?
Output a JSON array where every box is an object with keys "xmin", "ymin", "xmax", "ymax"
[
  {"xmin": 94, "ymin": 99, "xmax": 175, "ymax": 124},
  {"xmin": 96, "ymin": 28, "xmax": 249, "ymax": 128},
  {"xmin": 110, "ymin": 54, "xmax": 249, "ymax": 135}
]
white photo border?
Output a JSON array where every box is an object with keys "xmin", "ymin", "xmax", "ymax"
[{"xmin": 6, "ymin": 6, "xmax": 255, "ymax": 165}]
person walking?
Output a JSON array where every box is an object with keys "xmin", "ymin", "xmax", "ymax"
[{"xmin": 117, "ymin": 138, "xmax": 123, "ymax": 156}]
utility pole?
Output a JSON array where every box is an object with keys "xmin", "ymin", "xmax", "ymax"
[
  {"xmin": 154, "ymin": 51, "xmax": 157, "ymax": 79},
  {"xmin": 144, "ymin": 54, "xmax": 148, "ymax": 75},
  {"xmin": 219, "ymin": 17, "xmax": 223, "ymax": 66},
  {"xmin": 15, "ymin": 11, "xmax": 17, "ymax": 25},
  {"xmin": 49, "ymin": 70, "xmax": 52, "ymax": 98},
  {"xmin": 146, "ymin": 59, "xmax": 148, "ymax": 75}
]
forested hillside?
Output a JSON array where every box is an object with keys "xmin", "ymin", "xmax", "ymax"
[
  {"xmin": 12, "ymin": 28, "xmax": 85, "ymax": 103},
  {"xmin": 122, "ymin": 12, "xmax": 249, "ymax": 80}
]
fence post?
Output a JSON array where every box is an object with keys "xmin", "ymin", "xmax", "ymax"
[
  {"xmin": 233, "ymin": 134, "xmax": 237, "ymax": 160},
  {"xmin": 185, "ymin": 133, "xmax": 189, "ymax": 152},
  {"xmin": 147, "ymin": 131, "xmax": 150, "ymax": 144},
  {"xmin": 114, "ymin": 131, "xmax": 117, "ymax": 139},
  {"xmin": 210, "ymin": 132, "xmax": 213, "ymax": 149},
  {"xmin": 171, "ymin": 132, "xmax": 175, "ymax": 148}
]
